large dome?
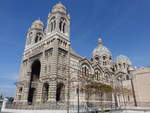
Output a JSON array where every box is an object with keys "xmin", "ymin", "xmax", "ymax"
[
  {"xmin": 52, "ymin": 2, "xmax": 67, "ymax": 14},
  {"xmin": 92, "ymin": 39, "xmax": 112, "ymax": 57},
  {"xmin": 116, "ymin": 55, "xmax": 132, "ymax": 65}
]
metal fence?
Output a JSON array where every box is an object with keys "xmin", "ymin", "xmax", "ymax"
[{"xmin": 5, "ymin": 101, "xmax": 115, "ymax": 111}]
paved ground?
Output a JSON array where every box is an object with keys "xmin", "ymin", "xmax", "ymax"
[
  {"xmin": 2, "ymin": 109, "xmax": 150, "ymax": 113},
  {"xmin": 1, "ymin": 112, "xmax": 10, "ymax": 113}
]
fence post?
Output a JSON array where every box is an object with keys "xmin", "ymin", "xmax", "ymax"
[{"xmin": 1, "ymin": 98, "xmax": 8, "ymax": 111}]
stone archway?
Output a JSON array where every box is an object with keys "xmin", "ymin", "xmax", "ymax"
[
  {"xmin": 31, "ymin": 60, "xmax": 41, "ymax": 82},
  {"xmin": 56, "ymin": 83, "xmax": 65, "ymax": 102},
  {"xmin": 28, "ymin": 60, "xmax": 41, "ymax": 104},
  {"xmin": 42, "ymin": 83, "xmax": 49, "ymax": 103}
]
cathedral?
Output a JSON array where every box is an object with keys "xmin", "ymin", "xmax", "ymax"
[{"xmin": 14, "ymin": 3, "xmax": 135, "ymax": 109}]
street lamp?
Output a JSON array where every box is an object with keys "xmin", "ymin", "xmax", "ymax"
[{"xmin": 128, "ymin": 66, "xmax": 137, "ymax": 107}]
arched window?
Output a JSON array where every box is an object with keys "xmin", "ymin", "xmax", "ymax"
[
  {"xmin": 39, "ymin": 37, "xmax": 42, "ymax": 41},
  {"xmin": 103, "ymin": 56, "xmax": 107, "ymax": 60},
  {"xmin": 59, "ymin": 17, "xmax": 67, "ymax": 33},
  {"xmin": 59, "ymin": 20, "xmax": 63, "ymax": 32},
  {"xmin": 51, "ymin": 22, "xmax": 53, "ymax": 32},
  {"xmin": 123, "ymin": 63, "xmax": 126, "ymax": 68},
  {"xmin": 48, "ymin": 16, "xmax": 56, "ymax": 33},
  {"xmin": 105, "ymin": 73, "xmax": 109, "ymax": 82},
  {"xmin": 94, "ymin": 69, "xmax": 101, "ymax": 80},
  {"xmin": 82, "ymin": 66, "xmax": 89, "ymax": 77},
  {"xmin": 126, "ymin": 75, "xmax": 129, "ymax": 80},
  {"xmin": 19, "ymin": 87, "xmax": 23, "ymax": 93},
  {"xmin": 119, "ymin": 63, "xmax": 122, "ymax": 69},
  {"xmin": 109, "ymin": 57, "xmax": 112, "ymax": 60},
  {"xmin": 95, "ymin": 56, "xmax": 99, "ymax": 61},
  {"xmin": 35, "ymin": 36, "xmax": 38, "ymax": 43},
  {"xmin": 34, "ymin": 32, "xmax": 43, "ymax": 43},
  {"xmin": 115, "ymin": 64, "xmax": 117, "ymax": 70},
  {"xmin": 54, "ymin": 20, "xmax": 56, "ymax": 30},
  {"xmin": 63, "ymin": 23, "xmax": 66, "ymax": 33},
  {"xmin": 56, "ymin": 83, "xmax": 65, "ymax": 102}
]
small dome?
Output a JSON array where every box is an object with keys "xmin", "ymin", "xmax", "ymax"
[
  {"xmin": 31, "ymin": 19, "xmax": 44, "ymax": 29},
  {"xmin": 116, "ymin": 55, "xmax": 132, "ymax": 65},
  {"xmin": 93, "ymin": 39, "xmax": 112, "ymax": 57},
  {"xmin": 52, "ymin": 2, "xmax": 67, "ymax": 14}
]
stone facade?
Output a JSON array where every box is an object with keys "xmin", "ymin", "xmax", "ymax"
[
  {"xmin": 14, "ymin": 3, "xmax": 134, "ymax": 109},
  {"xmin": 132, "ymin": 67, "xmax": 150, "ymax": 107}
]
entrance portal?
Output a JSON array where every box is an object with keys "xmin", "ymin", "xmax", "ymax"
[
  {"xmin": 56, "ymin": 83, "xmax": 65, "ymax": 102},
  {"xmin": 28, "ymin": 88, "xmax": 35, "ymax": 104},
  {"xmin": 31, "ymin": 60, "xmax": 41, "ymax": 82},
  {"xmin": 28, "ymin": 60, "xmax": 41, "ymax": 104}
]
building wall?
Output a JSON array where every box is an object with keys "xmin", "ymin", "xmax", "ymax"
[{"xmin": 133, "ymin": 67, "xmax": 150, "ymax": 106}]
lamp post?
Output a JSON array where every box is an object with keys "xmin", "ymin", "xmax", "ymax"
[{"xmin": 128, "ymin": 66, "xmax": 137, "ymax": 107}]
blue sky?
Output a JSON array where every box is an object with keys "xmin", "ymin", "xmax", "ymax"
[{"xmin": 0, "ymin": 0, "xmax": 150, "ymax": 97}]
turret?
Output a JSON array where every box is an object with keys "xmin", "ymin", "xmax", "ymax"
[
  {"xmin": 115, "ymin": 55, "xmax": 132, "ymax": 80},
  {"xmin": 25, "ymin": 19, "xmax": 45, "ymax": 49},
  {"xmin": 46, "ymin": 2, "xmax": 70, "ymax": 39}
]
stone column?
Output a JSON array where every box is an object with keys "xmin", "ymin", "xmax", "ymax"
[
  {"xmin": 21, "ymin": 72, "xmax": 31, "ymax": 104},
  {"xmin": 21, "ymin": 61, "xmax": 31, "ymax": 104},
  {"xmin": 36, "ymin": 82, "xmax": 43, "ymax": 103},
  {"xmin": 40, "ymin": 51, "xmax": 46, "ymax": 77},
  {"xmin": 116, "ymin": 94, "xmax": 120, "ymax": 107},
  {"xmin": 48, "ymin": 80, "xmax": 56, "ymax": 102},
  {"xmin": 51, "ymin": 36, "xmax": 59, "ymax": 76},
  {"xmin": 36, "ymin": 51, "xmax": 46, "ymax": 103}
]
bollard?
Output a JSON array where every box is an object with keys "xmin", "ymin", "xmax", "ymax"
[{"xmin": 1, "ymin": 98, "xmax": 8, "ymax": 111}]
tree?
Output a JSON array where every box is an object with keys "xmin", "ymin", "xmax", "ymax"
[
  {"xmin": 81, "ymin": 80, "xmax": 113, "ymax": 111},
  {"xmin": 80, "ymin": 81, "xmax": 95, "ymax": 107},
  {"xmin": 90, "ymin": 82, "xmax": 113, "ymax": 110}
]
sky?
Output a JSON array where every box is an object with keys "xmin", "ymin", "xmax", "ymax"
[{"xmin": 0, "ymin": 0, "xmax": 150, "ymax": 97}]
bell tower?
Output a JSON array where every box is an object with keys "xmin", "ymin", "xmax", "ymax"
[
  {"xmin": 47, "ymin": 2, "xmax": 70, "ymax": 40},
  {"xmin": 25, "ymin": 20, "xmax": 45, "ymax": 49},
  {"xmin": 15, "ymin": 2, "xmax": 71, "ymax": 105},
  {"xmin": 44, "ymin": 2, "xmax": 71, "ymax": 102}
]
